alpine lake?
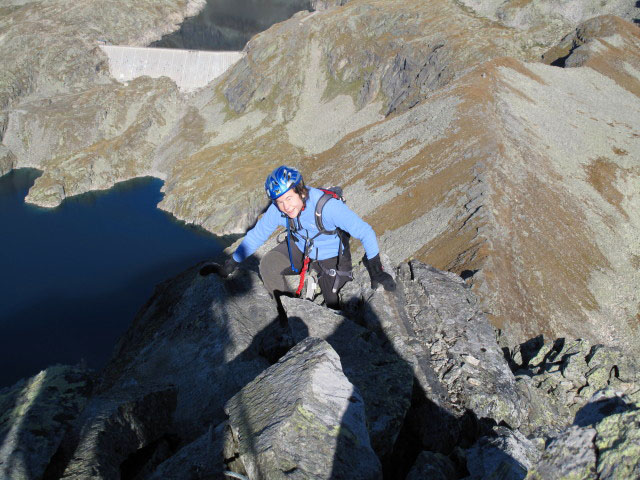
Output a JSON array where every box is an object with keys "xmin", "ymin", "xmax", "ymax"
[
  {"xmin": 0, "ymin": 170, "xmax": 224, "ymax": 387},
  {"xmin": 0, "ymin": 0, "xmax": 314, "ymax": 389}
]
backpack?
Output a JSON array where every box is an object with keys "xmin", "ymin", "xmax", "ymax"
[
  {"xmin": 313, "ymin": 187, "xmax": 352, "ymax": 277},
  {"xmin": 286, "ymin": 187, "xmax": 353, "ymax": 294},
  {"xmin": 286, "ymin": 187, "xmax": 348, "ymax": 238}
]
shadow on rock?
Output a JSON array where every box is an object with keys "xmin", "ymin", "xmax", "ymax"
[
  {"xmin": 573, "ymin": 391, "xmax": 639, "ymax": 428},
  {"xmin": 44, "ymin": 259, "xmax": 287, "ymax": 479},
  {"xmin": 0, "ymin": 365, "xmax": 93, "ymax": 480}
]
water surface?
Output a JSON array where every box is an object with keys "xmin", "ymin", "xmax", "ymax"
[
  {"xmin": 152, "ymin": 0, "xmax": 312, "ymax": 50},
  {"xmin": 0, "ymin": 170, "xmax": 223, "ymax": 388}
]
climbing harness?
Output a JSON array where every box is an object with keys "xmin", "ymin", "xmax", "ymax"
[
  {"xmin": 295, "ymin": 253, "xmax": 312, "ymax": 297},
  {"xmin": 285, "ymin": 218, "xmax": 300, "ymax": 274},
  {"xmin": 284, "ymin": 187, "xmax": 353, "ymax": 299}
]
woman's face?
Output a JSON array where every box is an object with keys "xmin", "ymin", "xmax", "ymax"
[{"xmin": 275, "ymin": 189, "xmax": 304, "ymax": 218}]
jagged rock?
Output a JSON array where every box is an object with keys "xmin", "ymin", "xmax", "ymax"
[
  {"xmin": 59, "ymin": 386, "xmax": 177, "ymax": 480},
  {"xmin": 458, "ymin": 0, "xmax": 638, "ymax": 45},
  {"xmin": 148, "ymin": 421, "xmax": 229, "ymax": 480},
  {"xmin": 526, "ymin": 390, "xmax": 640, "ymax": 480},
  {"xmin": 512, "ymin": 337, "xmax": 640, "ymax": 436},
  {"xmin": 464, "ymin": 426, "xmax": 541, "ymax": 480},
  {"xmin": 405, "ymin": 451, "xmax": 457, "ymax": 480},
  {"xmin": 280, "ymin": 295, "xmax": 413, "ymax": 459},
  {"xmin": 0, "ymin": 365, "xmax": 92, "ymax": 480},
  {"xmin": 543, "ymin": 15, "xmax": 640, "ymax": 69},
  {"xmin": 95, "ymin": 266, "xmax": 278, "ymax": 441},
  {"xmin": 225, "ymin": 337, "xmax": 382, "ymax": 480},
  {"xmin": 352, "ymin": 260, "xmax": 526, "ymax": 452}
]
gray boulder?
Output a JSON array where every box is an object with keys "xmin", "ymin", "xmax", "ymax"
[
  {"xmin": 281, "ymin": 296, "xmax": 413, "ymax": 459},
  {"xmin": 400, "ymin": 262, "xmax": 526, "ymax": 428},
  {"xmin": 591, "ymin": 396, "xmax": 640, "ymax": 479},
  {"xmin": 225, "ymin": 337, "xmax": 382, "ymax": 480},
  {"xmin": 526, "ymin": 390, "xmax": 640, "ymax": 480},
  {"xmin": 60, "ymin": 386, "xmax": 177, "ymax": 480},
  {"xmin": 464, "ymin": 426, "xmax": 541, "ymax": 480},
  {"xmin": 0, "ymin": 365, "xmax": 92, "ymax": 480}
]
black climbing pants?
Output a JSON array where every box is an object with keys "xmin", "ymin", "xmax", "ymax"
[{"xmin": 259, "ymin": 240, "xmax": 348, "ymax": 309}]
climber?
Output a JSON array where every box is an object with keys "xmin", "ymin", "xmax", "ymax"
[{"xmin": 201, "ymin": 165, "xmax": 395, "ymax": 309}]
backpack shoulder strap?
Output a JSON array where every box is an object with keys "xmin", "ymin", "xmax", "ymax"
[{"xmin": 315, "ymin": 188, "xmax": 341, "ymax": 234}]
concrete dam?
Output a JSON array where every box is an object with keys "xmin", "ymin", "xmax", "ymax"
[{"xmin": 100, "ymin": 45, "xmax": 244, "ymax": 92}]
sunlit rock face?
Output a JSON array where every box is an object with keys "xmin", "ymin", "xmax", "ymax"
[{"xmin": 1, "ymin": 0, "xmax": 639, "ymax": 356}]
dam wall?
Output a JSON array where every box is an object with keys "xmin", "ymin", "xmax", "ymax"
[{"xmin": 99, "ymin": 45, "xmax": 244, "ymax": 92}]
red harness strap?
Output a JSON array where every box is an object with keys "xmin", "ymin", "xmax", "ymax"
[{"xmin": 295, "ymin": 256, "xmax": 311, "ymax": 297}]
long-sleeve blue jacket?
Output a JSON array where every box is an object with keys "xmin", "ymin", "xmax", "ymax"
[{"xmin": 232, "ymin": 187, "xmax": 380, "ymax": 262}]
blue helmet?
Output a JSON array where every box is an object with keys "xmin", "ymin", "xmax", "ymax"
[{"xmin": 265, "ymin": 165, "xmax": 302, "ymax": 200}]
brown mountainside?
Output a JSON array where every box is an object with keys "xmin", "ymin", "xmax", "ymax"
[{"xmin": 1, "ymin": 1, "xmax": 639, "ymax": 352}]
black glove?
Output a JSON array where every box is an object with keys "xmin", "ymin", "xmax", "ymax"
[
  {"xmin": 199, "ymin": 257, "xmax": 239, "ymax": 278},
  {"xmin": 365, "ymin": 254, "xmax": 396, "ymax": 291}
]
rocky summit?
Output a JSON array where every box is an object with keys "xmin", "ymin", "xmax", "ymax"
[
  {"xmin": 2, "ymin": 260, "xmax": 639, "ymax": 478},
  {"xmin": 1, "ymin": 0, "xmax": 640, "ymax": 478}
]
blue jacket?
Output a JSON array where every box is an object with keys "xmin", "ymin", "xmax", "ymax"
[{"xmin": 233, "ymin": 187, "xmax": 380, "ymax": 262}]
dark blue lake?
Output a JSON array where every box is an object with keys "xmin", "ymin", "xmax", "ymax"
[
  {"xmin": 152, "ymin": 0, "xmax": 311, "ymax": 51},
  {"xmin": 0, "ymin": 170, "xmax": 223, "ymax": 388}
]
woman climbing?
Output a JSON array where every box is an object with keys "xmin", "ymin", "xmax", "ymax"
[{"xmin": 201, "ymin": 165, "xmax": 395, "ymax": 309}]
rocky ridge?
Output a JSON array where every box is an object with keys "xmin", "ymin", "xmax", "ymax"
[
  {"xmin": 2, "ymin": 0, "xmax": 638, "ymax": 356},
  {"xmin": 2, "ymin": 1, "xmax": 640, "ymax": 476},
  {"xmin": 2, "ymin": 260, "xmax": 638, "ymax": 479}
]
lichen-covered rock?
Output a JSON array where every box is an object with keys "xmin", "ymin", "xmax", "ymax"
[
  {"xmin": 464, "ymin": 426, "xmax": 541, "ymax": 480},
  {"xmin": 594, "ymin": 399, "xmax": 640, "ymax": 479},
  {"xmin": 0, "ymin": 365, "xmax": 92, "ymax": 480},
  {"xmin": 512, "ymin": 337, "xmax": 640, "ymax": 436},
  {"xmin": 525, "ymin": 425, "xmax": 598, "ymax": 480},
  {"xmin": 281, "ymin": 296, "xmax": 413, "ymax": 459},
  {"xmin": 60, "ymin": 386, "xmax": 177, "ymax": 480},
  {"xmin": 225, "ymin": 337, "xmax": 382, "ymax": 480},
  {"xmin": 526, "ymin": 390, "xmax": 640, "ymax": 480}
]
